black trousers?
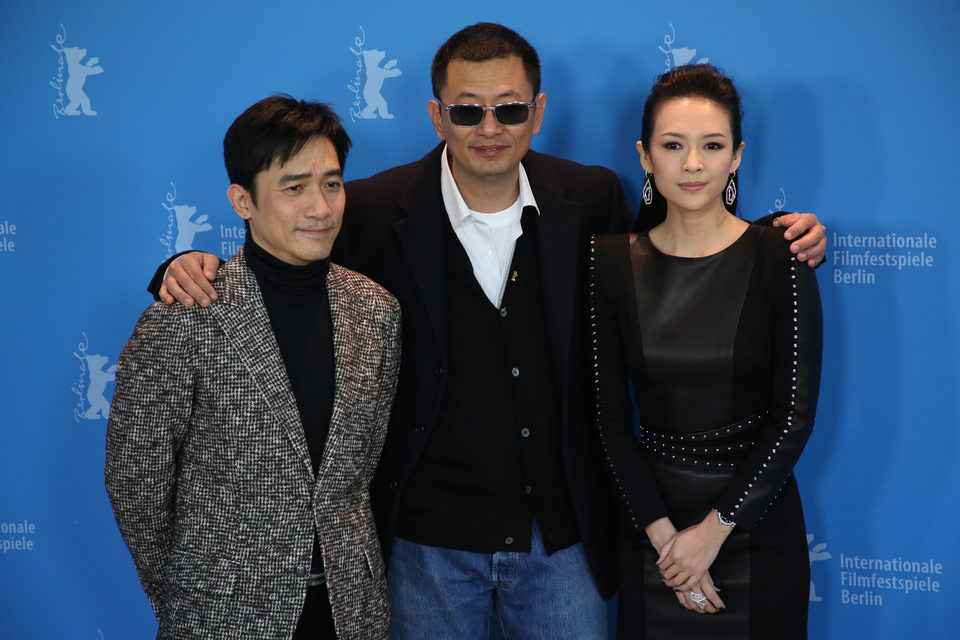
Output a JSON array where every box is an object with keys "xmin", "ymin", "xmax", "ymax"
[{"xmin": 292, "ymin": 583, "xmax": 337, "ymax": 640}]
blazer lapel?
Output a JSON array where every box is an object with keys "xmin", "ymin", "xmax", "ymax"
[
  {"xmin": 314, "ymin": 266, "xmax": 355, "ymax": 484},
  {"xmin": 524, "ymin": 152, "xmax": 583, "ymax": 389},
  {"xmin": 208, "ymin": 250, "xmax": 314, "ymax": 479},
  {"xmin": 392, "ymin": 145, "xmax": 448, "ymax": 360}
]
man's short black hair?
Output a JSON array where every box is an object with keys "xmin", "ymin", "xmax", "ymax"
[
  {"xmin": 223, "ymin": 95, "xmax": 351, "ymax": 204},
  {"xmin": 431, "ymin": 23, "xmax": 541, "ymax": 100}
]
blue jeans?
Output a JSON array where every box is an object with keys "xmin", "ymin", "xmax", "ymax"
[{"xmin": 387, "ymin": 522, "xmax": 608, "ymax": 640}]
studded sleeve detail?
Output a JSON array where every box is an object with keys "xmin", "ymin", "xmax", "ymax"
[
  {"xmin": 588, "ymin": 235, "xmax": 668, "ymax": 533},
  {"xmin": 714, "ymin": 239, "xmax": 823, "ymax": 530}
]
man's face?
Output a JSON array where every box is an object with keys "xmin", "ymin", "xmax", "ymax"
[
  {"xmin": 429, "ymin": 55, "xmax": 545, "ymax": 189},
  {"xmin": 229, "ymin": 136, "xmax": 344, "ymax": 265}
]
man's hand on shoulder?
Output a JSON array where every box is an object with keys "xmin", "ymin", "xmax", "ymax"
[
  {"xmin": 773, "ymin": 213, "xmax": 826, "ymax": 267},
  {"xmin": 160, "ymin": 252, "xmax": 220, "ymax": 307}
]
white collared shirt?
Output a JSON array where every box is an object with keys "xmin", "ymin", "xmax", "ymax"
[{"xmin": 440, "ymin": 145, "xmax": 540, "ymax": 307}]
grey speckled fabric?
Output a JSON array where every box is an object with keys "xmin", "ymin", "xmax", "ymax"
[{"xmin": 105, "ymin": 248, "xmax": 400, "ymax": 640}]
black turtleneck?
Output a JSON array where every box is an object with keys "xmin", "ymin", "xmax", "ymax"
[
  {"xmin": 245, "ymin": 237, "xmax": 336, "ymax": 636},
  {"xmin": 244, "ymin": 236, "xmax": 335, "ymax": 475}
]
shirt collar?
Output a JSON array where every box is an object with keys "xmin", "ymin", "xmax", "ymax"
[{"xmin": 439, "ymin": 145, "xmax": 540, "ymax": 229}]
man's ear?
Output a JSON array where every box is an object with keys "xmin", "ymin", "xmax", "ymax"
[
  {"xmin": 530, "ymin": 92, "xmax": 546, "ymax": 135},
  {"xmin": 227, "ymin": 184, "xmax": 253, "ymax": 221},
  {"xmin": 428, "ymin": 100, "xmax": 445, "ymax": 141}
]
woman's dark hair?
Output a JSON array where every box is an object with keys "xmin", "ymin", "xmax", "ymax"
[{"xmin": 636, "ymin": 64, "xmax": 743, "ymax": 229}]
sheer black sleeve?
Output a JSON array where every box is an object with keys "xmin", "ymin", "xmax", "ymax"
[{"xmin": 714, "ymin": 231, "xmax": 823, "ymax": 529}]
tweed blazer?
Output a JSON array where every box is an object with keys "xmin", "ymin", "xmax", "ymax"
[{"xmin": 105, "ymin": 248, "xmax": 400, "ymax": 640}]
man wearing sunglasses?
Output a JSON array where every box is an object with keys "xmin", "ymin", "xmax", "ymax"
[
  {"xmin": 331, "ymin": 26, "xmax": 627, "ymax": 638},
  {"xmin": 152, "ymin": 22, "xmax": 826, "ymax": 640}
]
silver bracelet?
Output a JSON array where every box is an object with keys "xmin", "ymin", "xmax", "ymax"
[{"xmin": 716, "ymin": 511, "xmax": 736, "ymax": 527}]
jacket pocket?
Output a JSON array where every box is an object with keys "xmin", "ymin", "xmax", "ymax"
[
  {"xmin": 160, "ymin": 550, "xmax": 239, "ymax": 636},
  {"xmin": 363, "ymin": 543, "xmax": 386, "ymax": 582}
]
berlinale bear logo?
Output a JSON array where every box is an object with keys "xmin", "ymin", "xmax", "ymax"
[
  {"xmin": 51, "ymin": 24, "xmax": 104, "ymax": 118},
  {"xmin": 159, "ymin": 182, "xmax": 212, "ymax": 257},
  {"xmin": 63, "ymin": 46, "xmax": 103, "ymax": 116},
  {"xmin": 173, "ymin": 204, "xmax": 213, "ymax": 253},
  {"xmin": 71, "ymin": 333, "xmax": 116, "ymax": 422},
  {"xmin": 658, "ymin": 23, "xmax": 709, "ymax": 70},
  {"xmin": 347, "ymin": 26, "xmax": 402, "ymax": 122},
  {"xmin": 808, "ymin": 533, "xmax": 832, "ymax": 602}
]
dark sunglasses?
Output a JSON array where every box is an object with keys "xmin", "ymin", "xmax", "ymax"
[{"xmin": 438, "ymin": 101, "xmax": 535, "ymax": 127}]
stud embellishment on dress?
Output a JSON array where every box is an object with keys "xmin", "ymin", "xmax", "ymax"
[{"xmin": 589, "ymin": 238, "xmax": 641, "ymax": 530}]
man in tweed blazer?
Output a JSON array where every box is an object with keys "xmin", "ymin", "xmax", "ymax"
[{"xmin": 106, "ymin": 97, "xmax": 400, "ymax": 639}]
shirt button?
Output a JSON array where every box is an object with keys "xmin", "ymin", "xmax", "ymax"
[
  {"xmin": 524, "ymin": 485, "xmax": 532, "ymax": 495},
  {"xmin": 295, "ymin": 565, "xmax": 307, "ymax": 577},
  {"xmin": 520, "ymin": 428, "xmax": 530, "ymax": 438},
  {"xmin": 511, "ymin": 367, "xmax": 520, "ymax": 377},
  {"xmin": 500, "ymin": 307, "xmax": 508, "ymax": 317},
  {"xmin": 505, "ymin": 537, "xmax": 514, "ymax": 545}
]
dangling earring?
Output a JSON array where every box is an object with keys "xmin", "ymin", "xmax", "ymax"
[
  {"xmin": 724, "ymin": 171, "xmax": 737, "ymax": 207},
  {"xmin": 642, "ymin": 173, "xmax": 654, "ymax": 205}
]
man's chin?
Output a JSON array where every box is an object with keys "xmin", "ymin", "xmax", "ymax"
[
  {"xmin": 285, "ymin": 244, "xmax": 335, "ymax": 265},
  {"xmin": 470, "ymin": 158, "xmax": 521, "ymax": 179}
]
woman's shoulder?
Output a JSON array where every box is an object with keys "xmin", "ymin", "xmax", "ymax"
[
  {"xmin": 751, "ymin": 222, "xmax": 787, "ymax": 249},
  {"xmin": 590, "ymin": 232, "xmax": 636, "ymax": 267},
  {"xmin": 591, "ymin": 231, "xmax": 633, "ymax": 252},
  {"xmin": 751, "ymin": 223, "xmax": 797, "ymax": 265},
  {"xmin": 590, "ymin": 232, "xmax": 635, "ymax": 283},
  {"xmin": 747, "ymin": 223, "xmax": 819, "ymax": 294}
]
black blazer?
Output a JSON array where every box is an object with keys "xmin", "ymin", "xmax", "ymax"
[{"xmin": 333, "ymin": 143, "xmax": 633, "ymax": 598}]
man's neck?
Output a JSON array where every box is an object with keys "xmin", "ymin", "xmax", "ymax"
[{"xmin": 449, "ymin": 161, "xmax": 521, "ymax": 213}]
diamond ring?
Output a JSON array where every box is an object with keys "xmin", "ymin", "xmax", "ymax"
[{"xmin": 689, "ymin": 591, "xmax": 707, "ymax": 610}]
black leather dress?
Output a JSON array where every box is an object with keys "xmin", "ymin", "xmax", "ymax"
[{"xmin": 590, "ymin": 225, "xmax": 822, "ymax": 639}]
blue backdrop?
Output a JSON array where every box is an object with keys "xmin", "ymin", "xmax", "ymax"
[{"xmin": 1, "ymin": 1, "xmax": 957, "ymax": 637}]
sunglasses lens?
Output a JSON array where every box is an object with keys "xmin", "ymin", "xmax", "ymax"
[
  {"xmin": 448, "ymin": 105, "xmax": 484, "ymax": 126},
  {"xmin": 495, "ymin": 103, "xmax": 530, "ymax": 125},
  {"xmin": 445, "ymin": 103, "xmax": 532, "ymax": 126}
]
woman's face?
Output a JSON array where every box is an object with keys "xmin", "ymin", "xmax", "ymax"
[{"xmin": 638, "ymin": 96, "xmax": 744, "ymax": 217}]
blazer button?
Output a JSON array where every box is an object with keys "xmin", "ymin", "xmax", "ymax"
[
  {"xmin": 520, "ymin": 428, "xmax": 530, "ymax": 438},
  {"xmin": 504, "ymin": 537, "xmax": 514, "ymax": 545},
  {"xmin": 388, "ymin": 480, "xmax": 398, "ymax": 490},
  {"xmin": 414, "ymin": 425, "xmax": 424, "ymax": 433},
  {"xmin": 500, "ymin": 307, "xmax": 508, "ymax": 317},
  {"xmin": 434, "ymin": 366, "xmax": 443, "ymax": 376},
  {"xmin": 295, "ymin": 565, "xmax": 307, "ymax": 577}
]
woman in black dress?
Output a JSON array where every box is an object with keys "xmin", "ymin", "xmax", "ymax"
[{"xmin": 590, "ymin": 64, "xmax": 822, "ymax": 639}]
